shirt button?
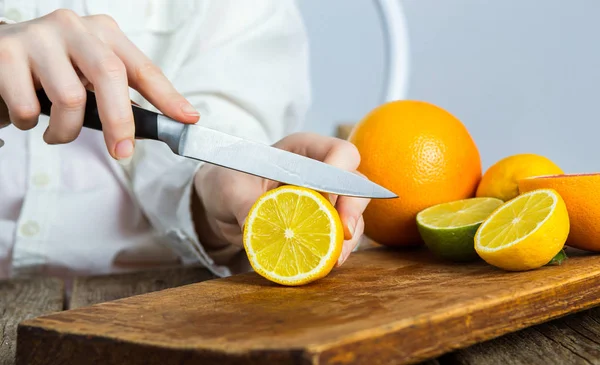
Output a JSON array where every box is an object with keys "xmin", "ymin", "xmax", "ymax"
[
  {"xmin": 4, "ymin": 8, "xmax": 23, "ymax": 22},
  {"xmin": 31, "ymin": 173, "xmax": 50, "ymax": 188},
  {"xmin": 20, "ymin": 221, "xmax": 40, "ymax": 237}
]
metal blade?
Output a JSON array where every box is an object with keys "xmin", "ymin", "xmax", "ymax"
[{"xmin": 179, "ymin": 123, "xmax": 397, "ymax": 199}]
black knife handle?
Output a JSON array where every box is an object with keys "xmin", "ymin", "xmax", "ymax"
[{"xmin": 35, "ymin": 88, "xmax": 159, "ymax": 140}]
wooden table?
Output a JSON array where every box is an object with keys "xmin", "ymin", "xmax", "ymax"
[{"xmin": 2, "ymin": 256, "xmax": 600, "ymax": 365}]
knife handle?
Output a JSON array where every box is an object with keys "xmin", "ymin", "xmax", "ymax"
[{"xmin": 35, "ymin": 88, "xmax": 159, "ymax": 140}]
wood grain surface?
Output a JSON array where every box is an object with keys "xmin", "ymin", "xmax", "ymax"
[
  {"xmin": 16, "ymin": 247, "xmax": 600, "ymax": 365},
  {"xmin": 442, "ymin": 305, "xmax": 600, "ymax": 365},
  {"xmin": 0, "ymin": 277, "xmax": 63, "ymax": 365},
  {"xmin": 70, "ymin": 265, "xmax": 215, "ymax": 309}
]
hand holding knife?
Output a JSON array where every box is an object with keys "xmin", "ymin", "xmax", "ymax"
[{"xmin": 32, "ymin": 89, "xmax": 397, "ymax": 200}]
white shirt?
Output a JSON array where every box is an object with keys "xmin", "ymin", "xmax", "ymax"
[{"xmin": 0, "ymin": 0, "xmax": 310, "ymax": 281}]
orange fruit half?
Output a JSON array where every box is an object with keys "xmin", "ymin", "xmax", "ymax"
[{"xmin": 518, "ymin": 173, "xmax": 600, "ymax": 251}]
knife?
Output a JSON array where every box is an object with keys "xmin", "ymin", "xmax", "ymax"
[{"xmin": 35, "ymin": 89, "xmax": 397, "ymax": 199}]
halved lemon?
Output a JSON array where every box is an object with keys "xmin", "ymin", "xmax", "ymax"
[
  {"xmin": 243, "ymin": 186, "xmax": 344, "ymax": 286},
  {"xmin": 474, "ymin": 189, "xmax": 570, "ymax": 271}
]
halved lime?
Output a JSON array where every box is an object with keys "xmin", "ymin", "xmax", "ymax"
[{"xmin": 416, "ymin": 197, "xmax": 504, "ymax": 261}]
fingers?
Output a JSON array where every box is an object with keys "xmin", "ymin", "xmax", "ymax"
[
  {"xmin": 274, "ymin": 131, "xmax": 362, "ymax": 204},
  {"xmin": 319, "ymin": 138, "xmax": 362, "ymax": 207},
  {"xmin": 337, "ymin": 216, "xmax": 365, "ymax": 267},
  {"xmin": 228, "ymin": 173, "xmax": 268, "ymax": 227},
  {"xmin": 286, "ymin": 134, "xmax": 367, "ymax": 240},
  {"xmin": 82, "ymin": 15, "xmax": 199, "ymax": 124},
  {"xmin": 336, "ymin": 193, "xmax": 370, "ymax": 240},
  {"xmin": 197, "ymin": 164, "xmax": 267, "ymax": 229},
  {"xmin": 275, "ymin": 133, "xmax": 368, "ymax": 240},
  {"xmin": 275, "ymin": 133, "xmax": 361, "ymax": 171},
  {"xmin": 29, "ymin": 42, "xmax": 86, "ymax": 144},
  {"xmin": 68, "ymin": 32, "xmax": 134, "ymax": 159},
  {"xmin": 0, "ymin": 40, "xmax": 39, "ymax": 130},
  {"xmin": 0, "ymin": 10, "xmax": 196, "ymax": 158}
]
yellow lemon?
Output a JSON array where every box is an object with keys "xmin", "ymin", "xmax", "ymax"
[
  {"xmin": 476, "ymin": 154, "xmax": 563, "ymax": 201},
  {"xmin": 474, "ymin": 189, "xmax": 569, "ymax": 271},
  {"xmin": 243, "ymin": 186, "xmax": 344, "ymax": 286}
]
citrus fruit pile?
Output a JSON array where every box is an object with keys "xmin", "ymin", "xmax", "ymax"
[
  {"xmin": 417, "ymin": 189, "xmax": 570, "ymax": 271},
  {"xmin": 242, "ymin": 99, "xmax": 600, "ymax": 285},
  {"xmin": 345, "ymin": 99, "xmax": 593, "ymax": 272},
  {"xmin": 348, "ymin": 100, "xmax": 482, "ymax": 246}
]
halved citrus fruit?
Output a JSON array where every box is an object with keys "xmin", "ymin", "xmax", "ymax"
[
  {"xmin": 243, "ymin": 186, "xmax": 344, "ymax": 286},
  {"xmin": 416, "ymin": 197, "xmax": 503, "ymax": 261},
  {"xmin": 518, "ymin": 173, "xmax": 600, "ymax": 251},
  {"xmin": 474, "ymin": 189, "xmax": 569, "ymax": 271}
]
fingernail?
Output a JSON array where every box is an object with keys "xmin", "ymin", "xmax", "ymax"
[
  {"xmin": 347, "ymin": 217, "xmax": 356, "ymax": 238},
  {"xmin": 343, "ymin": 249, "xmax": 352, "ymax": 264},
  {"xmin": 115, "ymin": 139, "xmax": 134, "ymax": 159},
  {"xmin": 338, "ymin": 245, "xmax": 350, "ymax": 266},
  {"xmin": 337, "ymin": 248, "xmax": 346, "ymax": 266},
  {"xmin": 117, "ymin": 155, "xmax": 133, "ymax": 166},
  {"xmin": 181, "ymin": 103, "xmax": 199, "ymax": 116}
]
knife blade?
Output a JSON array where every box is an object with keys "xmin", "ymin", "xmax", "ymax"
[{"xmin": 35, "ymin": 89, "xmax": 397, "ymax": 199}]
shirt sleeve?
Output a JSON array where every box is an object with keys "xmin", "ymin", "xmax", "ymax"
[{"xmin": 124, "ymin": 0, "xmax": 311, "ymax": 277}]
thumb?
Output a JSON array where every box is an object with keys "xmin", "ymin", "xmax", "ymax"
[{"xmin": 226, "ymin": 174, "xmax": 267, "ymax": 229}]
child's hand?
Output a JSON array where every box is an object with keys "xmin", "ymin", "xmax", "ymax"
[
  {"xmin": 194, "ymin": 133, "xmax": 370, "ymax": 267},
  {"xmin": 0, "ymin": 10, "xmax": 199, "ymax": 159}
]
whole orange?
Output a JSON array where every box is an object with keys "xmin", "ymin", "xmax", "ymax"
[
  {"xmin": 518, "ymin": 174, "xmax": 600, "ymax": 251},
  {"xmin": 348, "ymin": 100, "xmax": 481, "ymax": 246}
]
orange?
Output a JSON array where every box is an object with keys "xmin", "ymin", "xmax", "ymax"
[
  {"xmin": 476, "ymin": 154, "xmax": 563, "ymax": 201},
  {"xmin": 518, "ymin": 173, "xmax": 600, "ymax": 252},
  {"xmin": 348, "ymin": 100, "xmax": 481, "ymax": 246}
]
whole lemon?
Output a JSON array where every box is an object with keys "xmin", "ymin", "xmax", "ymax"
[
  {"xmin": 476, "ymin": 154, "xmax": 563, "ymax": 201},
  {"xmin": 348, "ymin": 100, "xmax": 481, "ymax": 246}
]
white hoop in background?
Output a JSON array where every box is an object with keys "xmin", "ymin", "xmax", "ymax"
[
  {"xmin": 352, "ymin": 1, "xmax": 409, "ymax": 252},
  {"xmin": 374, "ymin": 0, "xmax": 411, "ymax": 102}
]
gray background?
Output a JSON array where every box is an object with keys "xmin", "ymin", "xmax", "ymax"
[{"xmin": 296, "ymin": 0, "xmax": 599, "ymax": 173}]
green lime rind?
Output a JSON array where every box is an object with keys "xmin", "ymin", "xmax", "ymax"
[
  {"xmin": 417, "ymin": 222, "xmax": 482, "ymax": 261},
  {"xmin": 416, "ymin": 198, "xmax": 504, "ymax": 262}
]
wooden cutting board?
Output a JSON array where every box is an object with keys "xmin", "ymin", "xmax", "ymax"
[{"xmin": 16, "ymin": 247, "xmax": 600, "ymax": 365}]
